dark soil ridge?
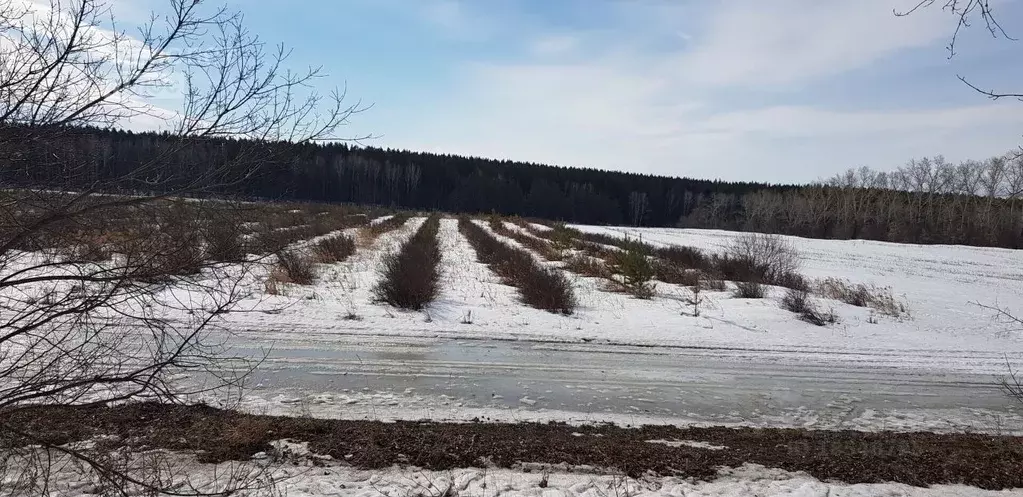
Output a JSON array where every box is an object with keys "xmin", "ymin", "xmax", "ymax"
[{"xmin": 5, "ymin": 403, "xmax": 1022, "ymax": 490}]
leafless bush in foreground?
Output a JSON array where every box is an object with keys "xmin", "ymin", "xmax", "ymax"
[{"xmin": 0, "ymin": 0, "xmax": 361, "ymax": 492}]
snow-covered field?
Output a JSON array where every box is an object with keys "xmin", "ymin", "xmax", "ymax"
[
  {"xmin": 222, "ymin": 218, "xmax": 1023, "ymax": 375},
  {"xmin": 161, "ymin": 217, "xmax": 1023, "ymax": 436},
  {"xmin": 572, "ymin": 225, "xmax": 1023, "ymax": 362},
  {"xmin": 9, "ymin": 217, "xmax": 1023, "ymax": 495},
  {"xmin": 9, "ymin": 216, "xmax": 1023, "ymax": 431}
]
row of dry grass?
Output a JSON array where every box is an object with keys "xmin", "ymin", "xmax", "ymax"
[
  {"xmin": 265, "ymin": 213, "xmax": 412, "ymax": 292},
  {"xmin": 524, "ymin": 222, "xmax": 907, "ymax": 325},
  {"xmin": 0, "ymin": 192, "xmax": 387, "ymax": 282},
  {"xmin": 548, "ymin": 225, "xmax": 808, "ymax": 292},
  {"xmin": 357, "ymin": 214, "xmax": 412, "ymax": 246},
  {"xmin": 249, "ymin": 208, "xmax": 377, "ymax": 255},
  {"xmin": 460, "ymin": 217, "xmax": 576, "ymax": 314},
  {"xmin": 487, "ymin": 216, "xmax": 566, "ymax": 262},
  {"xmin": 373, "ymin": 216, "xmax": 442, "ymax": 310},
  {"xmin": 815, "ymin": 278, "xmax": 909, "ymax": 319},
  {"xmin": 501, "ymin": 221, "xmax": 653, "ymax": 298}
]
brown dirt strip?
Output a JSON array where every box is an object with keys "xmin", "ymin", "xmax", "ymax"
[{"xmin": 4, "ymin": 403, "xmax": 1023, "ymax": 490}]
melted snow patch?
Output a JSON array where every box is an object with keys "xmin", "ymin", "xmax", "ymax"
[{"xmin": 646, "ymin": 439, "xmax": 728, "ymax": 450}]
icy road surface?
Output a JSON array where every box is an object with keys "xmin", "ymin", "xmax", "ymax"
[{"xmin": 223, "ymin": 333, "xmax": 1023, "ymax": 434}]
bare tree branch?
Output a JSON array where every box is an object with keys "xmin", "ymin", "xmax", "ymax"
[
  {"xmin": 0, "ymin": 0, "xmax": 368, "ymax": 494},
  {"xmin": 895, "ymin": 0, "xmax": 1015, "ymax": 57},
  {"xmin": 896, "ymin": 0, "xmax": 1020, "ymax": 101},
  {"xmin": 957, "ymin": 75, "xmax": 1023, "ymax": 101}
]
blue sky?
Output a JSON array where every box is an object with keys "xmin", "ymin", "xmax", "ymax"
[{"xmin": 139, "ymin": 0, "xmax": 1023, "ymax": 183}]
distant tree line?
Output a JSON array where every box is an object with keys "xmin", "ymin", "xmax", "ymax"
[
  {"xmin": 683, "ymin": 153, "xmax": 1023, "ymax": 248},
  {"xmin": 2, "ymin": 125, "xmax": 1022, "ymax": 248},
  {"xmin": 0, "ymin": 126, "xmax": 782, "ymax": 227}
]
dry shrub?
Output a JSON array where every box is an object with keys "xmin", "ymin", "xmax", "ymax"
[
  {"xmin": 356, "ymin": 214, "xmax": 411, "ymax": 249},
  {"xmin": 775, "ymin": 271, "xmax": 810, "ymax": 292},
  {"xmin": 815, "ymin": 278, "xmax": 909, "ymax": 318},
  {"xmin": 701, "ymin": 278, "xmax": 727, "ymax": 291},
  {"xmin": 314, "ymin": 234, "xmax": 356, "ymax": 263},
  {"xmin": 373, "ymin": 217, "xmax": 442, "ymax": 310},
  {"xmin": 251, "ymin": 226, "xmax": 284, "ymax": 254},
  {"xmin": 564, "ymin": 255, "xmax": 613, "ymax": 279},
  {"xmin": 489, "ymin": 217, "xmax": 564, "ymax": 261},
  {"xmin": 245, "ymin": 204, "xmax": 376, "ymax": 255},
  {"xmin": 517, "ymin": 265, "xmax": 577, "ymax": 313},
  {"xmin": 733, "ymin": 280, "xmax": 766, "ymax": 299},
  {"xmin": 717, "ymin": 233, "xmax": 805, "ymax": 289},
  {"xmin": 532, "ymin": 223, "xmax": 665, "ymax": 299},
  {"xmin": 569, "ymin": 229, "xmax": 713, "ymax": 286},
  {"xmin": 360, "ymin": 213, "xmax": 411, "ymax": 243},
  {"xmin": 573, "ymin": 229, "xmax": 645, "ymax": 251},
  {"xmin": 160, "ymin": 242, "xmax": 205, "ymax": 276},
  {"xmin": 534, "ymin": 224, "xmax": 656, "ymax": 257},
  {"xmin": 264, "ymin": 276, "xmax": 281, "ymax": 295},
  {"xmin": 653, "ymin": 260, "xmax": 700, "ymax": 286},
  {"xmin": 122, "ymin": 227, "xmax": 205, "ymax": 281},
  {"xmin": 252, "ymin": 224, "xmax": 305, "ymax": 254},
  {"xmin": 781, "ymin": 288, "xmax": 812, "ymax": 314},
  {"xmin": 204, "ymin": 225, "xmax": 245, "ymax": 262},
  {"xmin": 344, "ymin": 213, "xmax": 370, "ymax": 226},
  {"xmin": 207, "ymin": 416, "xmax": 275, "ymax": 463},
  {"xmin": 134, "ymin": 202, "xmax": 207, "ymax": 277},
  {"xmin": 94, "ymin": 199, "xmax": 283, "ymax": 278},
  {"xmin": 728, "ymin": 233, "xmax": 799, "ymax": 276},
  {"xmin": 62, "ymin": 233, "xmax": 110, "ymax": 262},
  {"xmin": 545, "ymin": 224, "xmax": 576, "ymax": 253},
  {"xmin": 655, "ymin": 245, "xmax": 708, "ymax": 269},
  {"xmin": 782, "ymin": 288, "xmax": 837, "ymax": 326},
  {"xmin": 274, "ymin": 250, "xmax": 316, "ymax": 285},
  {"xmin": 460, "ymin": 217, "xmax": 575, "ymax": 314}
]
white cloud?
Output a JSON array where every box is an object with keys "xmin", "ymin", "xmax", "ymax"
[
  {"xmin": 397, "ymin": 55, "xmax": 1022, "ymax": 179},
  {"xmin": 529, "ymin": 35, "xmax": 580, "ymax": 56},
  {"xmin": 698, "ymin": 104, "xmax": 1023, "ymax": 137},
  {"xmin": 418, "ymin": 0, "xmax": 497, "ymax": 41},
  {"xmin": 673, "ymin": 0, "xmax": 950, "ymax": 88},
  {"xmin": 378, "ymin": 0, "xmax": 1023, "ymax": 183}
]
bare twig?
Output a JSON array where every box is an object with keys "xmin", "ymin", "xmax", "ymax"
[{"xmin": 0, "ymin": 0, "xmax": 364, "ymax": 494}]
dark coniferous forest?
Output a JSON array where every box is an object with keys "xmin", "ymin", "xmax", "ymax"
[{"xmin": 3, "ymin": 126, "xmax": 1022, "ymax": 248}]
